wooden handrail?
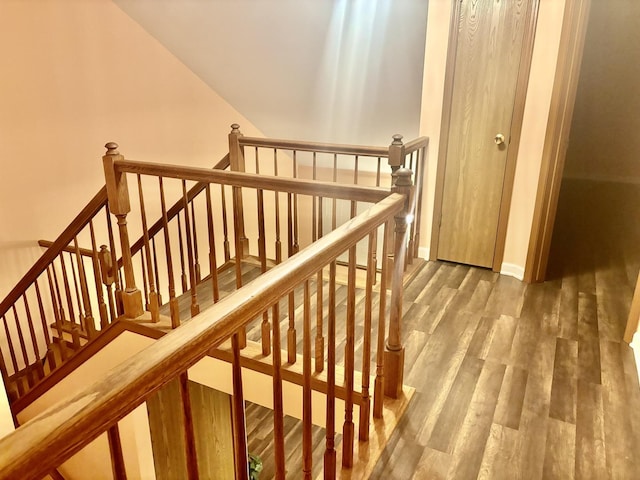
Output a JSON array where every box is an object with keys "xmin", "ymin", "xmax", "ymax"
[
  {"xmin": 238, "ymin": 136, "xmax": 389, "ymax": 157},
  {"xmin": 37, "ymin": 241, "xmax": 94, "ymax": 258},
  {"xmin": 0, "ymin": 187, "xmax": 108, "ymax": 319},
  {"xmin": 0, "ymin": 193, "xmax": 405, "ymax": 480},
  {"xmin": 115, "ymin": 160, "xmax": 391, "ymax": 204},
  {"xmin": 403, "ymin": 136, "xmax": 429, "ymax": 155},
  {"xmin": 126, "ymin": 154, "xmax": 231, "ymax": 263}
]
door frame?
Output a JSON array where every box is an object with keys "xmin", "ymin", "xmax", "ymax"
[
  {"xmin": 524, "ymin": 0, "xmax": 592, "ymax": 283},
  {"xmin": 429, "ymin": 0, "xmax": 541, "ymax": 272}
]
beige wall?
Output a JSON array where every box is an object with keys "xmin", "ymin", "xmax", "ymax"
[
  {"xmin": 0, "ymin": 0, "xmax": 263, "ymax": 301},
  {"xmin": 17, "ymin": 331, "xmax": 157, "ymax": 479},
  {"xmin": 563, "ymin": 0, "xmax": 640, "ymax": 182},
  {"xmin": 419, "ymin": 0, "xmax": 568, "ymax": 278}
]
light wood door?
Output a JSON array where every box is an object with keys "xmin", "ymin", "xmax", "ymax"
[{"xmin": 437, "ymin": 0, "xmax": 533, "ymax": 268}]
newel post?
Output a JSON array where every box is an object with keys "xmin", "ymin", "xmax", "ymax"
[
  {"xmin": 228, "ymin": 124, "xmax": 250, "ymax": 257},
  {"xmin": 384, "ymin": 168, "xmax": 413, "ymax": 398},
  {"xmin": 102, "ymin": 142, "xmax": 144, "ymax": 319},
  {"xmin": 388, "ymin": 134, "xmax": 405, "ymax": 175}
]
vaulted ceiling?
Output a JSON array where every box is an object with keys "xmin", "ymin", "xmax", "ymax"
[{"xmin": 114, "ymin": 0, "xmax": 429, "ymax": 146}]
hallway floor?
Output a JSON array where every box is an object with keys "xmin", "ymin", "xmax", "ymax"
[{"xmin": 371, "ymin": 179, "xmax": 640, "ymax": 479}]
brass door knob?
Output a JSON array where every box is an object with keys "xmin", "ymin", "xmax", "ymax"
[{"xmin": 494, "ymin": 133, "xmax": 505, "ymax": 145}]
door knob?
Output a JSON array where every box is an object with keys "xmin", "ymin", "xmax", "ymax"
[{"xmin": 494, "ymin": 133, "xmax": 505, "ymax": 145}]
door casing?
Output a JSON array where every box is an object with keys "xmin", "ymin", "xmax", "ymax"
[{"xmin": 430, "ymin": 0, "xmax": 541, "ymax": 272}]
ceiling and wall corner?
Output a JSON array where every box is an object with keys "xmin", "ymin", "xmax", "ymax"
[{"xmin": 112, "ymin": 0, "xmax": 429, "ymax": 147}]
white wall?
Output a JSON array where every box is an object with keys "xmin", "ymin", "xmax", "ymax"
[{"xmin": 419, "ymin": 0, "xmax": 568, "ymax": 278}]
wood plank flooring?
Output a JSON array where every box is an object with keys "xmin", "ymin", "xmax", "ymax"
[{"xmin": 370, "ymin": 179, "xmax": 640, "ymax": 479}]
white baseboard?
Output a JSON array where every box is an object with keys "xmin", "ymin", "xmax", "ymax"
[
  {"xmin": 500, "ymin": 263, "xmax": 525, "ymax": 281},
  {"xmin": 418, "ymin": 247, "xmax": 430, "ymax": 260},
  {"xmin": 563, "ymin": 172, "xmax": 640, "ymax": 185},
  {"xmin": 631, "ymin": 333, "xmax": 640, "ymax": 385}
]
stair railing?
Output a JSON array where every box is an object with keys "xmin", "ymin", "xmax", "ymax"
[
  {"xmin": 0, "ymin": 187, "xmax": 115, "ymax": 399},
  {"xmin": 0, "ymin": 170, "xmax": 410, "ymax": 479}
]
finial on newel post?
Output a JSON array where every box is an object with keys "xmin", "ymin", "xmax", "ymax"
[
  {"xmin": 388, "ymin": 134, "xmax": 405, "ymax": 178},
  {"xmin": 102, "ymin": 141, "xmax": 144, "ymax": 319}
]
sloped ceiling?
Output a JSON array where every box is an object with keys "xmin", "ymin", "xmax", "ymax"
[{"xmin": 114, "ymin": 0, "xmax": 429, "ymax": 146}]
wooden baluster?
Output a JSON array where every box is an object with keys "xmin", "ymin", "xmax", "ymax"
[
  {"xmin": 385, "ymin": 169, "xmax": 413, "ymax": 398},
  {"xmin": 324, "ymin": 261, "xmax": 337, "ymax": 477},
  {"xmin": 105, "ymin": 206, "xmax": 124, "ymax": 316},
  {"xmin": 220, "ymin": 184, "xmax": 231, "ymax": 262},
  {"xmin": 139, "ymin": 252, "xmax": 149, "ymax": 312},
  {"xmin": 98, "ymin": 246, "xmax": 117, "ymax": 324},
  {"xmin": 374, "ymin": 221, "xmax": 391, "ymax": 418},
  {"xmin": 22, "ymin": 293, "xmax": 44, "ymax": 379},
  {"xmin": 179, "ymin": 372, "xmax": 199, "ymax": 479},
  {"xmin": 231, "ymin": 183, "xmax": 247, "ymax": 348},
  {"xmin": 271, "ymin": 302, "xmax": 286, "ymax": 478},
  {"xmin": 315, "ymin": 267, "xmax": 324, "ymax": 373},
  {"xmin": 177, "ymin": 215, "xmax": 188, "ymax": 294},
  {"xmin": 73, "ymin": 237, "xmax": 96, "ymax": 339},
  {"xmin": 182, "ymin": 180, "xmax": 200, "ymax": 318},
  {"xmin": 405, "ymin": 151, "xmax": 417, "ymax": 265},
  {"xmin": 273, "ymin": 149, "xmax": 282, "ymax": 264},
  {"xmin": 205, "ymin": 185, "xmax": 220, "ymax": 303},
  {"xmin": 332, "ymin": 154, "xmax": 337, "ymax": 231},
  {"xmin": 312, "ymin": 152, "xmax": 318, "ymax": 242},
  {"xmin": 287, "ymin": 293, "xmax": 296, "ymax": 364},
  {"xmin": 68, "ymin": 252, "xmax": 84, "ymax": 325},
  {"xmin": 255, "ymin": 152, "xmax": 270, "ymax": 355},
  {"xmin": 231, "ymin": 333, "xmax": 249, "ymax": 480},
  {"xmin": 371, "ymin": 156, "xmax": 383, "ymax": 287},
  {"xmin": 2, "ymin": 315, "xmax": 19, "ymax": 376},
  {"xmin": 58, "ymin": 253, "xmax": 76, "ymax": 325},
  {"xmin": 2, "ymin": 315, "xmax": 21, "ymax": 395},
  {"xmin": 34, "ymin": 279, "xmax": 55, "ymax": 367},
  {"xmin": 107, "ymin": 424, "xmax": 127, "ymax": 480},
  {"xmin": 385, "ymin": 135, "xmax": 405, "ymax": 281},
  {"xmin": 302, "ymin": 280, "xmax": 312, "ymax": 479},
  {"xmin": 315, "ymin": 163, "xmax": 325, "ymax": 372},
  {"xmin": 341, "ymin": 246, "xmax": 356, "ymax": 468},
  {"xmin": 102, "ymin": 142, "xmax": 144, "ymax": 318},
  {"xmin": 11, "ymin": 306, "xmax": 30, "ymax": 379},
  {"xmin": 359, "ymin": 232, "xmax": 376, "ymax": 440},
  {"xmin": 292, "ymin": 151, "xmax": 299, "ymax": 254},
  {"xmin": 50, "ymin": 261, "xmax": 66, "ymax": 323},
  {"xmin": 228, "ymin": 124, "xmax": 250, "ymax": 257},
  {"xmin": 46, "ymin": 266, "xmax": 68, "ymax": 361},
  {"xmin": 0, "ymin": 347, "xmax": 9, "ymax": 396},
  {"xmin": 412, "ymin": 147, "xmax": 426, "ymax": 260},
  {"xmin": 190, "ymin": 202, "xmax": 202, "ymax": 284},
  {"xmin": 152, "ymin": 238, "xmax": 162, "ymax": 306},
  {"xmin": 159, "ymin": 178, "xmax": 180, "ymax": 328},
  {"xmin": 88, "ymin": 223, "xmax": 109, "ymax": 329},
  {"xmin": 136, "ymin": 174, "xmax": 159, "ymax": 323}
]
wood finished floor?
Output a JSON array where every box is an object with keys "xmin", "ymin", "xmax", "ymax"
[
  {"xmin": 370, "ymin": 179, "xmax": 640, "ymax": 479},
  {"xmin": 158, "ymin": 179, "xmax": 639, "ymax": 479}
]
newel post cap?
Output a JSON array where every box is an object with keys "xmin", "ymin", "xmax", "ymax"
[
  {"xmin": 392, "ymin": 167, "xmax": 413, "ymax": 187},
  {"xmin": 104, "ymin": 142, "xmax": 119, "ymax": 155},
  {"xmin": 391, "ymin": 134, "xmax": 404, "ymax": 146},
  {"xmin": 230, "ymin": 123, "xmax": 241, "ymax": 134}
]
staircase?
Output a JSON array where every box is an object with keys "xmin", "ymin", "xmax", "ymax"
[{"xmin": 0, "ymin": 125, "xmax": 428, "ymax": 479}]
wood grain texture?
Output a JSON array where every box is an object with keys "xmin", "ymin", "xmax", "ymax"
[
  {"xmin": 437, "ymin": 0, "xmax": 533, "ymax": 267},
  {"xmin": 370, "ymin": 181, "xmax": 639, "ymax": 478}
]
